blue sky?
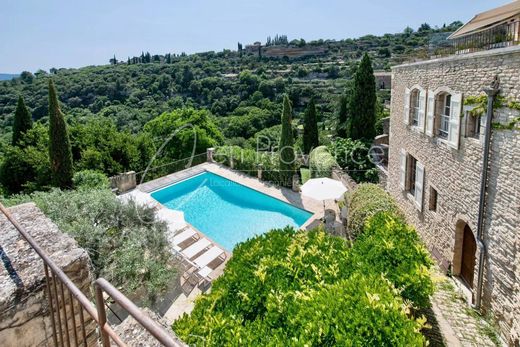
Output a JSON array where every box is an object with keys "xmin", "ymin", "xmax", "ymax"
[{"xmin": 0, "ymin": 0, "xmax": 510, "ymax": 73}]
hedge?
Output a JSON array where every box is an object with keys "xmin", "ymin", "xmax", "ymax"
[
  {"xmin": 72, "ymin": 169, "xmax": 109, "ymax": 190},
  {"xmin": 172, "ymin": 227, "xmax": 427, "ymax": 345},
  {"xmin": 349, "ymin": 212, "xmax": 434, "ymax": 309},
  {"xmin": 346, "ymin": 183, "xmax": 404, "ymax": 238},
  {"xmin": 309, "ymin": 145, "xmax": 338, "ymax": 178}
]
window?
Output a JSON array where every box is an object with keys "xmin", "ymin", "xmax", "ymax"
[
  {"xmin": 430, "ymin": 89, "xmax": 462, "ymax": 149},
  {"xmin": 400, "ymin": 150, "xmax": 425, "ymax": 211},
  {"xmin": 439, "ymin": 94, "xmax": 451, "ymax": 139},
  {"xmin": 410, "ymin": 90, "xmax": 420, "ymax": 126},
  {"xmin": 465, "ymin": 111, "xmax": 481, "ymax": 139},
  {"xmin": 407, "ymin": 155, "xmax": 418, "ymax": 196},
  {"xmin": 404, "ymin": 87, "xmax": 425, "ymax": 130},
  {"xmin": 429, "ymin": 187, "xmax": 438, "ymax": 212}
]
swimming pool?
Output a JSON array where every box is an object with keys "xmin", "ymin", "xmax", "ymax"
[{"xmin": 151, "ymin": 171, "xmax": 313, "ymax": 251}]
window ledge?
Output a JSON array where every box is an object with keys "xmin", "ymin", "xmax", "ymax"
[{"xmin": 410, "ymin": 126, "xmax": 424, "ymax": 134}]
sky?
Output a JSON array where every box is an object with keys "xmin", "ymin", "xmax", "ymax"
[{"xmin": 0, "ymin": 0, "xmax": 511, "ymax": 73}]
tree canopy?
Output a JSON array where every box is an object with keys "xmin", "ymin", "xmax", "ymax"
[
  {"xmin": 11, "ymin": 96, "xmax": 32, "ymax": 146},
  {"xmin": 347, "ymin": 53, "xmax": 376, "ymax": 141},
  {"xmin": 48, "ymin": 79, "xmax": 74, "ymax": 189}
]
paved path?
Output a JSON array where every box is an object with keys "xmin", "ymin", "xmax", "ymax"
[{"xmin": 428, "ymin": 268, "xmax": 502, "ymax": 346}]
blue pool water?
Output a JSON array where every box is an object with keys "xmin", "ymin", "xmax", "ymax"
[{"xmin": 151, "ymin": 172, "xmax": 313, "ymax": 251}]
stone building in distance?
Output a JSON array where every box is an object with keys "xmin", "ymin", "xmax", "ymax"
[{"xmin": 386, "ymin": 2, "xmax": 520, "ymax": 345}]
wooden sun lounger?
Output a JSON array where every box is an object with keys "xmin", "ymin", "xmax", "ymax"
[
  {"xmin": 193, "ymin": 246, "xmax": 225, "ymax": 268},
  {"xmin": 182, "ymin": 238, "xmax": 211, "ymax": 258}
]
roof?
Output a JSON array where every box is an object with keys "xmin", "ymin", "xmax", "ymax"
[{"xmin": 449, "ymin": 1, "xmax": 520, "ymax": 39}]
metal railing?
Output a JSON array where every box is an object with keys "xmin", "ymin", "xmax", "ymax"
[
  {"xmin": 433, "ymin": 19, "xmax": 520, "ymax": 57},
  {"xmin": 0, "ymin": 202, "xmax": 184, "ymax": 347}
]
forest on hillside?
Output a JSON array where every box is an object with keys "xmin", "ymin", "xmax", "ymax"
[{"xmin": 0, "ymin": 22, "xmax": 462, "ymax": 195}]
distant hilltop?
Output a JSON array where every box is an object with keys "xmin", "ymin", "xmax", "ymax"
[{"xmin": 0, "ymin": 73, "xmax": 19, "ymax": 81}]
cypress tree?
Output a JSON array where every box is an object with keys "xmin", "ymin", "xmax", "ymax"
[
  {"xmin": 48, "ymin": 79, "xmax": 73, "ymax": 189},
  {"xmin": 279, "ymin": 95, "xmax": 295, "ymax": 186},
  {"xmin": 12, "ymin": 96, "xmax": 32, "ymax": 146},
  {"xmin": 336, "ymin": 94, "xmax": 348, "ymax": 138},
  {"xmin": 303, "ymin": 98, "xmax": 319, "ymax": 154},
  {"xmin": 347, "ymin": 53, "xmax": 376, "ymax": 140}
]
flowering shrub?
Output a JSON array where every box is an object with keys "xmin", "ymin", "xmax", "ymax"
[
  {"xmin": 172, "ymin": 227, "xmax": 427, "ymax": 345},
  {"xmin": 349, "ymin": 212, "xmax": 434, "ymax": 309}
]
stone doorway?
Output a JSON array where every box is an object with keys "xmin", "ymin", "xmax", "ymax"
[{"xmin": 459, "ymin": 224, "xmax": 477, "ymax": 288}]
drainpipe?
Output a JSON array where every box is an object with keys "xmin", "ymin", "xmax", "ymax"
[{"xmin": 474, "ymin": 80, "xmax": 500, "ymax": 310}]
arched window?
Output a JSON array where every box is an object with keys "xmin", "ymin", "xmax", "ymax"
[
  {"xmin": 436, "ymin": 92, "xmax": 452, "ymax": 139},
  {"xmin": 410, "ymin": 89, "xmax": 421, "ymax": 126},
  {"xmin": 403, "ymin": 86, "xmax": 426, "ymax": 130},
  {"xmin": 428, "ymin": 87, "xmax": 463, "ymax": 149}
]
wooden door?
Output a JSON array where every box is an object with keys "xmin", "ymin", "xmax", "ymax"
[{"xmin": 460, "ymin": 225, "xmax": 476, "ymax": 288}]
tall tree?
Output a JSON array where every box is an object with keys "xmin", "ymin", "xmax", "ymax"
[
  {"xmin": 12, "ymin": 96, "xmax": 32, "ymax": 146},
  {"xmin": 337, "ymin": 94, "xmax": 349, "ymax": 138},
  {"xmin": 303, "ymin": 98, "xmax": 319, "ymax": 154},
  {"xmin": 48, "ymin": 79, "xmax": 73, "ymax": 189},
  {"xmin": 347, "ymin": 53, "xmax": 376, "ymax": 141},
  {"xmin": 279, "ymin": 95, "xmax": 295, "ymax": 186}
]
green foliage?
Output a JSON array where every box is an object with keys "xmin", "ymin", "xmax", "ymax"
[
  {"xmin": 72, "ymin": 170, "xmax": 109, "ymax": 190},
  {"xmin": 144, "ymin": 108, "xmax": 223, "ymax": 160},
  {"xmin": 347, "ymin": 54, "xmax": 376, "ymax": 140},
  {"xmin": 300, "ymin": 167, "xmax": 311, "ymax": 184},
  {"xmin": 346, "ymin": 183, "xmax": 403, "ymax": 238},
  {"xmin": 302, "ymin": 98, "xmax": 319, "ymax": 154},
  {"xmin": 173, "ymin": 227, "xmax": 427, "ymax": 346},
  {"xmin": 3, "ymin": 188, "xmax": 175, "ymax": 298},
  {"xmin": 309, "ymin": 146, "xmax": 338, "ymax": 178},
  {"xmin": 12, "ymin": 96, "xmax": 32, "ymax": 146},
  {"xmin": 48, "ymin": 80, "xmax": 74, "ymax": 189},
  {"xmin": 328, "ymin": 138, "xmax": 378, "ymax": 183},
  {"xmin": 214, "ymin": 146, "xmax": 286, "ymax": 184},
  {"xmin": 279, "ymin": 95, "xmax": 295, "ymax": 186},
  {"xmin": 336, "ymin": 94, "xmax": 349, "ymax": 138},
  {"xmin": 0, "ymin": 124, "xmax": 51, "ymax": 194},
  {"xmin": 349, "ymin": 212, "xmax": 434, "ymax": 309}
]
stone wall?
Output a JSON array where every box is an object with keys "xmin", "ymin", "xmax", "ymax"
[
  {"xmin": 109, "ymin": 171, "xmax": 137, "ymax": 194},
  {"xmin": 0, "ymin": 203, "xmax": 95, "ymax": 347},
  {"xmin": 388, "ymin": 46, "xmax": 520, "ymax": 345}
]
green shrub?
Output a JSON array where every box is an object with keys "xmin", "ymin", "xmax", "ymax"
[
  {"xmin": 309, "ymin": 145, "xmax": 338, "ymax": 178},
  {"xmin": 349, "ymin": 212, "xmax": 434, "ymax": 309},
  {"xmin": 2, "ymin": 188, "xmax": 175, "ymax": 299},
  {"xmin": 300, "ymin": 168, "xmax": 311, "ymax": 184},
  {"xmin": 73, "ymin": 170, "xmax": 110, "ymax": 190},
  {"xmin": 172, "ymin": 227, "xmax": 426, "ymax": 346},
  {"xmin": 346, "ymin": 183, "xmax": 403, "ymax": 238},
  {"xmin": 328, "ymin": 138, "xmax": 379, "ymax": 183},
  {"xmin": 215, "ymin": 146, "xmax": 289, "ymax": 185}
]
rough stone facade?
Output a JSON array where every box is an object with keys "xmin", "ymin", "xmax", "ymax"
[
  {"xmin": 0, "ymin": 203, "xmax": 95, "ymax": 347},
  {"xmin": 387, "ymin": 46, "xmax": 520, "ymax": 345}
]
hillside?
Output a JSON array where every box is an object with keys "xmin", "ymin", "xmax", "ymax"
[
  {"xmin": 0, "ymin": 74, "xmax": 19, "ymax": 81},
  {"xmin": 0, "ymin": 22, "xmax": 461, "ymax": 142}
]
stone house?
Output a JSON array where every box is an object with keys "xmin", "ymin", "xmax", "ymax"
[
  {"xmin": 374, "ymin": 71, "xmax": 392, "ymax": 90},
  {"xmin": 386, "ymin": 36, "xmax": 520, "ymax": 347}
]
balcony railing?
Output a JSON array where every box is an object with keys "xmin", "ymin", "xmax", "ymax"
[
  {"xmin": 433, "ymin": 19, "xmax": 520, "ymax": 57},
  {"xmin": 0, "ymin": 202, "xmax": 185, "ymax": 347}
]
